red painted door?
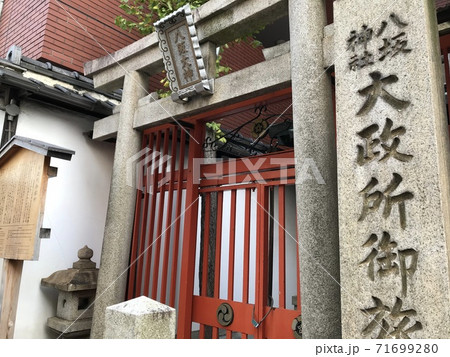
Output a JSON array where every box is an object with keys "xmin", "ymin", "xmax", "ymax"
[
  {"xmin": 179, "ymin": 150, "xmax": 301, "ymax": 339},
  {"xmin": 440, "ymin": 34, "xmax": 450, "ymax": 139}
]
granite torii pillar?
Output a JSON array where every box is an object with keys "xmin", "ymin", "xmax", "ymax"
[
  {"xmin": 289, "ymin": 0, "xmax": 342, "ymax": 338},
  {"xmin": 91, "ymin": 71, "xmax": 149, "ymax": 339}
]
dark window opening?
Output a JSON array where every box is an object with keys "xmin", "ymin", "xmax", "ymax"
[{"xmin": 77, "ymin": 297, "xmax": 90, "ymax": 310}]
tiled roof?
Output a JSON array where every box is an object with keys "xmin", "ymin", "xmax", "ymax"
[
  {"xmin": 0, "ymin": 136, "xmax": 75, "ymax": 165},
  {"xmin": 0, "ymin": 46, "xmax": 120, "ymax": 118}
]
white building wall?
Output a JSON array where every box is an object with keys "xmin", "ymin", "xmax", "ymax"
[{"xmin": 0, "ymin": 99, "xmax": 114, "ymax": 338}]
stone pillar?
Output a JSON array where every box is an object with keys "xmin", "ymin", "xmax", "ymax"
[
  {"xmin": 288, "ymin": 0, "xmax": 341, "ymax": 338},
  {"xmin": 104, "ymin": 296, "xmax": 176, "ymax": 339},
  {"xmin": 335, "ymin": 0, "xmax": 450, "ymax": 338},
  {"xmin": 91, "ymin": 71, "xmax": 149, "ymax": 338}
]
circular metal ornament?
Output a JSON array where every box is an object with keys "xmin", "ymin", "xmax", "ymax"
[
  {"xmin": 251, "ymin": 118, "xmax": 268, "ymax": 139},
  {"xmin": 292, "ymin": 315, "xmax": 302, "ymax": 339},
  {"xmin": 216, "ymin": 303, "xmax": 234, "ymax": 327}
]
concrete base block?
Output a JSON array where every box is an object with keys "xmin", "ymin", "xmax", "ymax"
[{"xmin": 104, "ymin": 296, "xmax": 176, "ymax": 339}]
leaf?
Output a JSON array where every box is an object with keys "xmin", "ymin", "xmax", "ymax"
[{"xmin": 116, "ymin": 0, "xmax": 210, "ymax": 35}]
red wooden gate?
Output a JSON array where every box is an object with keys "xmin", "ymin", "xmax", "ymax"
[
  {"xmin": 126, "ymin": 89, "xmax": 300, "ymax": 338},
  {"xmin": 126, "ymin": 123, "xmax": 202, "ymax": 308},
  {"xmin": 440, "ymin": 33, "xmax": 450, "ymax": 137},
  {"xmin": 179, "ymin": 150, "xmax": 301, "ymax": 339}
]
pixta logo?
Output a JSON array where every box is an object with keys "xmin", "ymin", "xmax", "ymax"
[
  {"xmin": 126, "ymin": 148, "xmax": 172, "ymax": 193},
  {"xmin": 192, "ymin": 157, "xmax": 325, "ymax": 185}
]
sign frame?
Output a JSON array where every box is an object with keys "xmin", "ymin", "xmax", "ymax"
[{"xmin": 154, "ymin": 5, "xmax": 213, "ymax": 103}]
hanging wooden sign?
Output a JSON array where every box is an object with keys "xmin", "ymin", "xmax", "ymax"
[
  {"xmin": 0, "ymin": 136, "xmax": 74, "ymax": 338},
  {"xmin": 154, "ymin": 5, "xmax": 213, "ymax": 103},
  {"xmin": 0, "ymin": 149, "xmax": 49, "ymax": 260}
]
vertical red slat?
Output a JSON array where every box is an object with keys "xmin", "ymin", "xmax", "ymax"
[
  {"xmin": 212, "ymin": 327, "xmax": 219, "ymax": 340},
  {"xmin": 278, "ymin": 185, "xmax": 286, "ymax": 309},
  {"xmin": 226, "ymin": 189, "xmax": 237, "ymax": 339},
  {"xmin": 177, "ymin": 124, "xmax": 203, "ymax": 338},
  {"xmin": 199, "ymin": 324, "xmax": 205, "ymax": 339},
  {"xmin": 151, "ymin": 127, "xmax": 171, "ymax": 300},
  {"xmin": 443, "ymin": 47, "xmax": 450, "ymax": 124},
  {"xmin": 160, "ymin": 126, "xmax": 178, "ymax": 304},
  {"xmin": 127, "ymin": 177, "xmax": 143, "ymax": 299},
  {"xmin": 169, "ymin": 129, "xmax": 186, "ymax": 308},
  {"xmin": 241, "ymin": 188, "xmax": 251, "ymax": 339},
  {"xmin": 143, "ymin": 130, "xmax": 162, "ymax": 297},
  {"xmin": 296, "ymin": 219, "xmax": 301, "ymax": 312},
  {"xmin": 262, "ymin": 187, "xmax": 269, "ymax": 334},
  {"xmin": 254, "ymin": 185, "xmax": 265, "ymax": 339},
  {"xmin": 127, "ymin": 134, "xmax": 150, "ymax": 299},
  {"xmin": 134, "ymin": 133, "xmax": 154, "ymax": 297},
  {"xmin": 212, "ymin": 191, "xmax": 223, "ymax": 339}
]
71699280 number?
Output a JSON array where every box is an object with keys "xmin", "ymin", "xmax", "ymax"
[{"xmin": 376, "ymin": 344, "xmax": 438, "ymax": 354}]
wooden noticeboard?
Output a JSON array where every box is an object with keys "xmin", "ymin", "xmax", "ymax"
[
  {"xmin": 0, "ymin": 148, "xmax": 49, "ymax": 261},
  {"xmin": 0, "ymin": 136, "xmax": 74, "ymax": 339}
]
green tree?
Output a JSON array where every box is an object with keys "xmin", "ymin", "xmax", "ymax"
[
  {"xmin": 115, "ymin": 0, "xmax": 209, "ymax": 35},
  {"xmin": 115, "ymin": 0, "xmax": 262, "ymax": 98}
]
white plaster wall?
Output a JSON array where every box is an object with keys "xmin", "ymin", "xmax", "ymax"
[{"xmin": 0, "ymin": 99, "xmax": 114, "ymax": 338}]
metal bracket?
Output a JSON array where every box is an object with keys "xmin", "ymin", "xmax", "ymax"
[
  {"xmin": 47, "ymin": 166, "xmax": 58, "ymax": 178},
  {"xmin": 40, "ymin": 228, "xmax": 51, "ymax": 239},
  {"xmin": 251, "ymin": 296, "xmax": 274, "ymax": 328}
]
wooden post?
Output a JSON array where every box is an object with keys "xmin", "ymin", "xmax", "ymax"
[{"xmin": 0, "ymin": 259, "xmax": 24, "ymax": 339}]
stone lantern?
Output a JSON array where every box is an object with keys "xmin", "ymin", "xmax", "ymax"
[{"xmin": 41, "ymin": 246, "xmax": 98, "ymax": 338}]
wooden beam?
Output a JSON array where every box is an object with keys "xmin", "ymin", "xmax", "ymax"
[{"xmin": 0, "ymin": 259, "xmax": 24, "ymax": 339}]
